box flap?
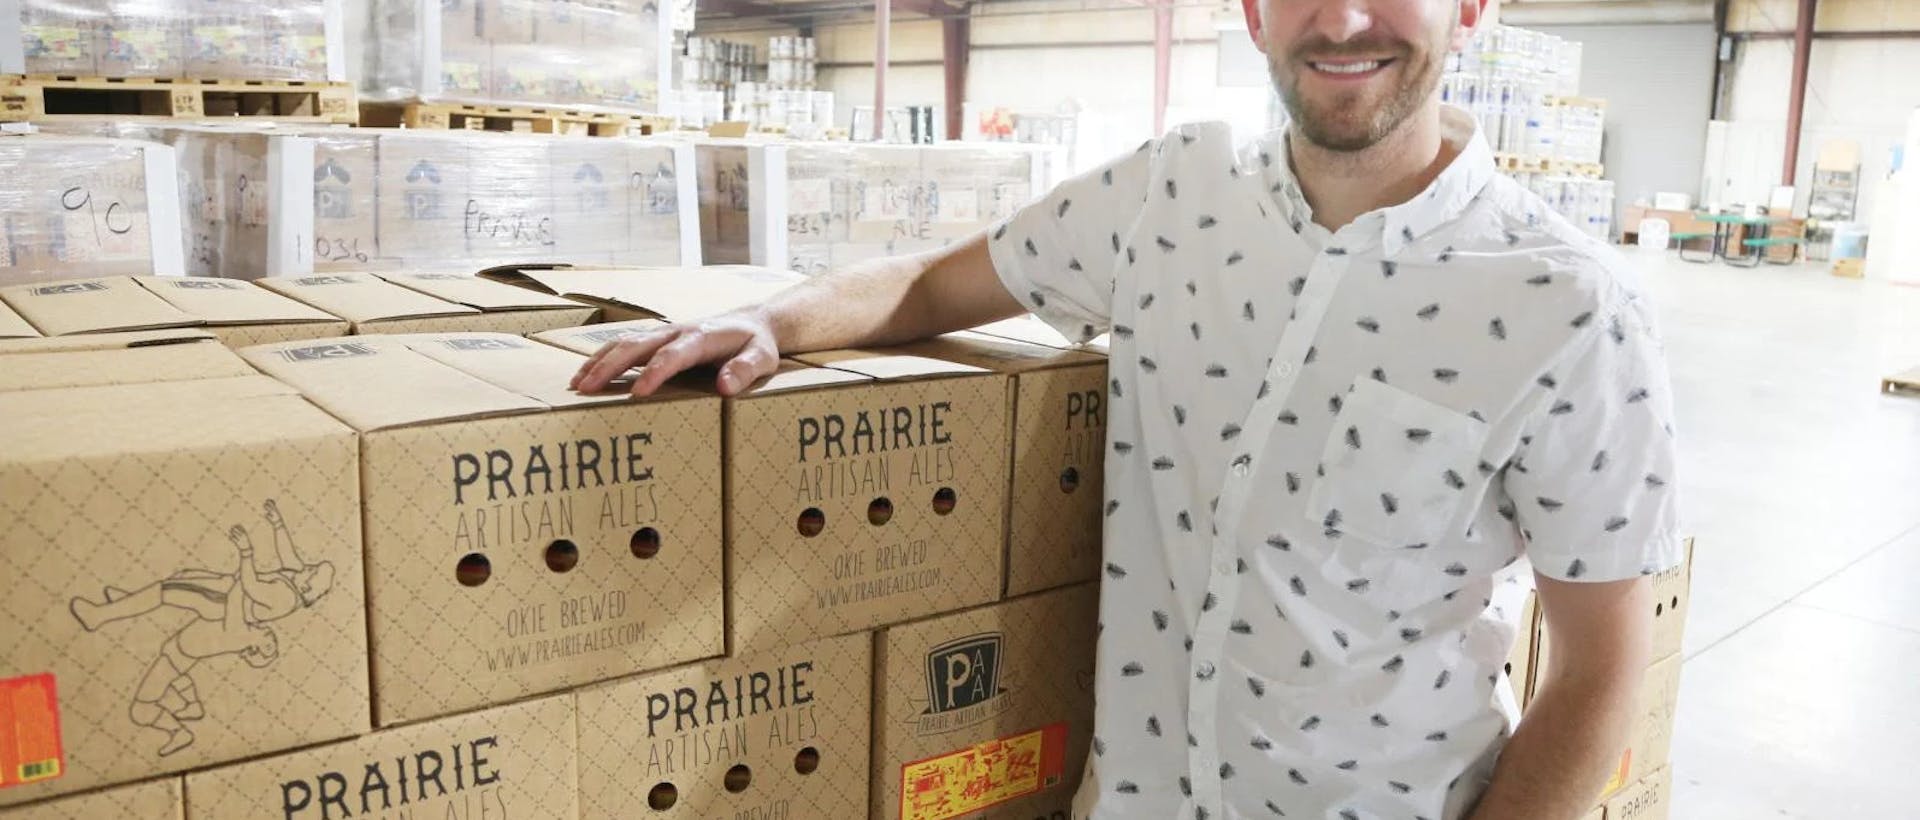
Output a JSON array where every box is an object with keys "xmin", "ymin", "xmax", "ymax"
[
  {"xmin": 529, "ymin": 319, "xmax": 670, "ymax": 355},
  {"xmin": 379, "ymin": 271, "xmax": 587, "ymax": 312},
  {"xmin": 791, "ymin": 349, "xmax": 992, "ymax": 381},
  {"xmin": 0, "ymin": 327, "xmax": 217, "ymax": 354},
  {"xmin": 0, "ymin": 341, "xmax": 260, "ymax": 393},
  {"xmin": 972, "ymin": 314, "xmax": 1112, "ymax": 352},
  {"xmin": 256, "ymin": 272, "xmax": 482, "ymax": 323},
  {"xmin": 237, "ymin": 335, "xmax": 545, "ymax": 431},
  {"xmin": 0, "ymin": 374, "xmax": 297, "ymax": 419},
  {"xmin": 480, "ymin": 264, "xmax": 802, "ymax": 321},
  {"xmin": 0, "ymin": 276, "xmax": 200, "ymax": 336},
  {"xmin": 740, "ymin": 359, "xmax": 874, "ymax": 395},
  {"xmin": 895, "ymin": 331, "xmax": 1107, "ymax": 374},
  {"xmin": 133, "ymin": 276, "xmax": 339, "ymax": 325},
  {"xmin": 396, "ymin": 332, "xmax": 698, "ymax": 408},
  {"xmin": 0, "ymin": 299, "xmax": 37, "ymax": 338}
]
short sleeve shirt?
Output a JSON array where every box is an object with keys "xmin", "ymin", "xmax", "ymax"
[{"xmin": 985, "ymin": 111, "xmax": 1684, "ymax": 820}]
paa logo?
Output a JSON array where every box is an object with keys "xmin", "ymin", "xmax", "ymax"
[
  {"xmin": 313, "ymin": 158, "xmax": 354, "ymax": 219},
  {"xmin": 924, "ymin": 632, "xmax": 1003, "ymax": 714},
  {"xmin": 404, "ymin": 160, "xmax": 443, "ymax": 220},
  {"xmin": 32, "ymin": 281, "xmax": 108, "ymax": 296},
  {"xmin": 279, "ymin": 342, "xmax": 376, "ymax": 362},
  {"xmin": 170, "ymin": 279, "xmax": 242, "ymax": 290},
  {"xmin": 574, "ymin": 163, "xmax": 610, "ymax": 212},
  {"xmin": 441, "ymin": 337, "xmax": 523, "ymax": 352}
]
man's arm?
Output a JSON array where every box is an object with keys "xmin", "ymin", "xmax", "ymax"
[
  {"xmin": 572, "ymin": 233, "xmax": 1023, "ymax": 397},
  {"xmin": 1469, "ymin": 574, "xmax": 1652, "ymax": 820}
]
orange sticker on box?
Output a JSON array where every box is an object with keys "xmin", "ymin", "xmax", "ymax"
[
  {"xmin": 901, "ymin": 722, "xmax": 1069, "ymax": 820},
  {"xmin": 1601, "ymin": 748, "xmax": 1632, "ymax": 797},
  {"xmin": 0, "ymin": 673, "xmax": 64, "ymax": 789}
]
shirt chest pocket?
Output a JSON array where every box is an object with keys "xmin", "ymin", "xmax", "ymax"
[{"xmin": 1305, "ymin": 379, "xmax": 1490, "ymax": 548}]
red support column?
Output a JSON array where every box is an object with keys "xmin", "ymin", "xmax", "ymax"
[{"xmin": 1782, "ymin": 0, "xmax": 1818, "ymax": 185}]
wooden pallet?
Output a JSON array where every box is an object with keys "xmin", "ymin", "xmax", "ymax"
[
  {"xmin": 0, "ymin": 76, "xmax": 356, "ymax": 123},
  {"xmin": 360, "ymin": 102, "xmax": 675, "ymax": 137},
  {"xmin": 1882, "ymin": 366, "xmax": 1920, "ymax": 396}
]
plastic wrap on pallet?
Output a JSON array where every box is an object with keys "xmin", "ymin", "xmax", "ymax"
[
  {"xmin": 361, "ymin": 0, "xmax": 672, "ymax": 115},
  {"xmin": 61, "ymin": 126, "xmax": 699, "ymax": 277},
  {"xmin": 0, "ymin": 135, "xmax": 186, "ymax": 287},
  {"xmin": 692, "ymin": 139, "xmax": 1045, "ymax": 276},
  {"xmin": 1, "ymin": 0, "xmax": 344, "ymax": 81}
]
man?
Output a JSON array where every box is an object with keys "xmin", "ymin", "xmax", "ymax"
[
  {"xmin": 574, "ymin": 0, "xmax": 1681, "ymax": 817},
  {"xmin": 71, "ymin": 500, "xmax": 336, "ymax": 756}
]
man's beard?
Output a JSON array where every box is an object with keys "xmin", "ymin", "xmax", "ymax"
[{"xmin": 1273, "ymin": 39, "xmax": 1441, "ymax": 152}]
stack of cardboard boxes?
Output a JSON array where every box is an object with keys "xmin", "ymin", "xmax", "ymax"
[
  {"xmin": 361, "ymin": 0, "xmax": 673, "ymax": 114},
  {"xmin": 689, "ymin": 139, "xmax": 1054, "ymax": 275},
  {"xmin": 0, "ymin": 136, "xmax": 185, "ymax": 286},
  {"xmin": 0, "ymin": 264, "xmax": 1110, "ymax": 820},
  {"xmin": 1509, "ymin": 541, "xmax": 1694, "ymax": 820},
  {"xmin": 4, "ymin": 0, "xmax": 342, "ymax": 81}
]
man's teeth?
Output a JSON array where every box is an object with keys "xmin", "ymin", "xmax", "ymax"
[{"xmin": 1314, "ymin": 61, "xmax": 1381, "ymax": 74}]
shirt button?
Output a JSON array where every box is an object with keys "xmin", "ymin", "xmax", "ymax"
[
  {"xmin": 1271, "ymin": 362, "xmax": 1295, "ymax": 380},
  {"xmin": 1195, "ymin": 661, "xmax": 1216, "ymax": 680},
  {"xmin": 1231, "ymin": 462, "xmax": 1251, "ymax": 477}
]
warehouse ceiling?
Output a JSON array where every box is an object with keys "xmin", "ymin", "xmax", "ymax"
[{"xmin": 694, "ymin": 0, "xmax": 1716, "ymax": 27}]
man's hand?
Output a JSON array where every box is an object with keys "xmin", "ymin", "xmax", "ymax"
[{"xmin": 571, "ymin": 311, "xmax": 779, "ymax": 398}]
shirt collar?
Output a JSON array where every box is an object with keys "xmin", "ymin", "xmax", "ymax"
[{"xmin": 1260, "ymin": 105, "xmax": 1496, "ymax": 258}]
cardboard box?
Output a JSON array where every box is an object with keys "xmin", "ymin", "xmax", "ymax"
[
  {"xmin": 873, "ymin": 582, "xmax": 1099, "ymax": 820},
  {"xmin": 1581, "ymin": 807, "xmax": 1605, "ymax": 820},
  {"xmin": 0, "ymin": 327, "xmax": 216, "ymax": 355},
  {"xmin": 377, "ymin": 134, "xmax": 476, "ymax": 261},
  {"xmin": 309, "ymin": 133, "xmax": 381, "ymax": 272},
  {"xmin": 184, "ymin": 694, "xmax": 577, "ymax": 820},
  {"xmin": 1603, "ymin": 766, "xmax": 1672, "ymax": 820},
  {"xmin": 0, "ymin": 356, "xmax": 368, "ymax": 805},
  {"xmin": 479, "ymin": 263, "xmax": 801, "ymax": 323},
  {"xmin": 893, "ymin": 332, "xmax": 1108, "ymax": 598},
  {"xmin": 509, "ymin": 266, "xmax": 1011, "ymax": 653},
  {"xmin": 1607, "ymin": 653, "xmax": 1682, "ymax": 797},
  {"xmin": 379, "ymin": 271, "xmax": 598, "ymax": 334},
  {"xmin": 0, "ymin": 336, "xmax": 255, "ymax": 393},
  {"xmin": 0, "ymin": 276, "xmax": 348, "ymax": 346},
  {"xmin": 576, "ymin": 633, "xmax": 872, "ymax": 820},
  {"xmin": 1506, "ymin": 591, "xmax": 1539, "ymax": 711},
  {"xmin": 0, "ymin": 777, "xmax": 181, "ymax": 820},
  {"xmin": 1650, "ymin": 539, "xmax": 1693, "ymax": 663},
  {"xmin": 0, "ymin": 137, "xmax": 185, "ymax": 287},
  {"xmin": 257, "ymin": 271, "xmax": 592, "ymax": 335},
  {"xmin": 1834, "ymin": 257, "xmax": 1867, "ymax": 279},
  {"xmin": 239, "ymin": 332, "xmax": 724, "ymax": 725}
]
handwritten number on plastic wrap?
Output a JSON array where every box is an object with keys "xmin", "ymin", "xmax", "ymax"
[
  {"xmin": 315, "ymin": 236, "xmax": 371, "ymax": 263},
  {"xmin": 62, "ymin": 186, "xmax": 134, "ymax": 245}
]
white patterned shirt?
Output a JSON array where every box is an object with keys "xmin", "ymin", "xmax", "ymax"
[{"xmin": 985, "ymin": 111, "xmax": 1684, "ymax": 820}]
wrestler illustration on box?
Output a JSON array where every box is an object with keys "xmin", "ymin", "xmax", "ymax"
[{"xmin": 68, "ymin": 499, "xmax": 336, "ymax": 756}]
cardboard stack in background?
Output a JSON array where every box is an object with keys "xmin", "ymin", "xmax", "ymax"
[
  {"xmin": 688, "ymin": 139, "xmax": 1047, "ymax": 275},
  {"xmin": 1515, "ymin": 539, "xmax": 1693, "ymax": 820},
  {"xmin": 237, "ymin": 332, "xmax": 725, "ymax": 726},
  {"xmin": 0, "ymin": 336, "xmax": 370, "ymax": 807},
  {"xmin": 0, "ymin": 136, "xmax": 185, "ymax": 287},
  {"xmin": 361, "ymin": 0, "xmax": 672, "ymax": 114},
  {"xmin": 39, "ymin": 124, "xmax": 701, "ymax": 278},
  {"xmin": 3, "ymin": 0, "xmax": 343, "ymax": 81}
]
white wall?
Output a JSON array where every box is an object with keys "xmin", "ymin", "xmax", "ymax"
[{"xmin": 1720, "ymin": 37, "xmax": 1920, "ymax": 220}]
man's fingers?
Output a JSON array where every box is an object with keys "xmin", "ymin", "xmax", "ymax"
[
  {"xmin": 629, "ymin": 330, "xmax": 742, "ymax": 397},
  {"xmin": 715, "ymin": 343, "xmax": 776, "ymax": 396},
  {"xmin": 576, "ymin": 330, "xmax": 676, "ymax": 391}
]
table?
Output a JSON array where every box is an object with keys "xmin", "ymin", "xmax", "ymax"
[{"xmin": 1694, "ymin": 213, "xmax": 1796, "ymax": 267}]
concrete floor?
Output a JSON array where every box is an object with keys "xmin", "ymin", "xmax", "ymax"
[{"xmin": 1632, "ymin": 247, "xmax": 1920, "ymax": 819}]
